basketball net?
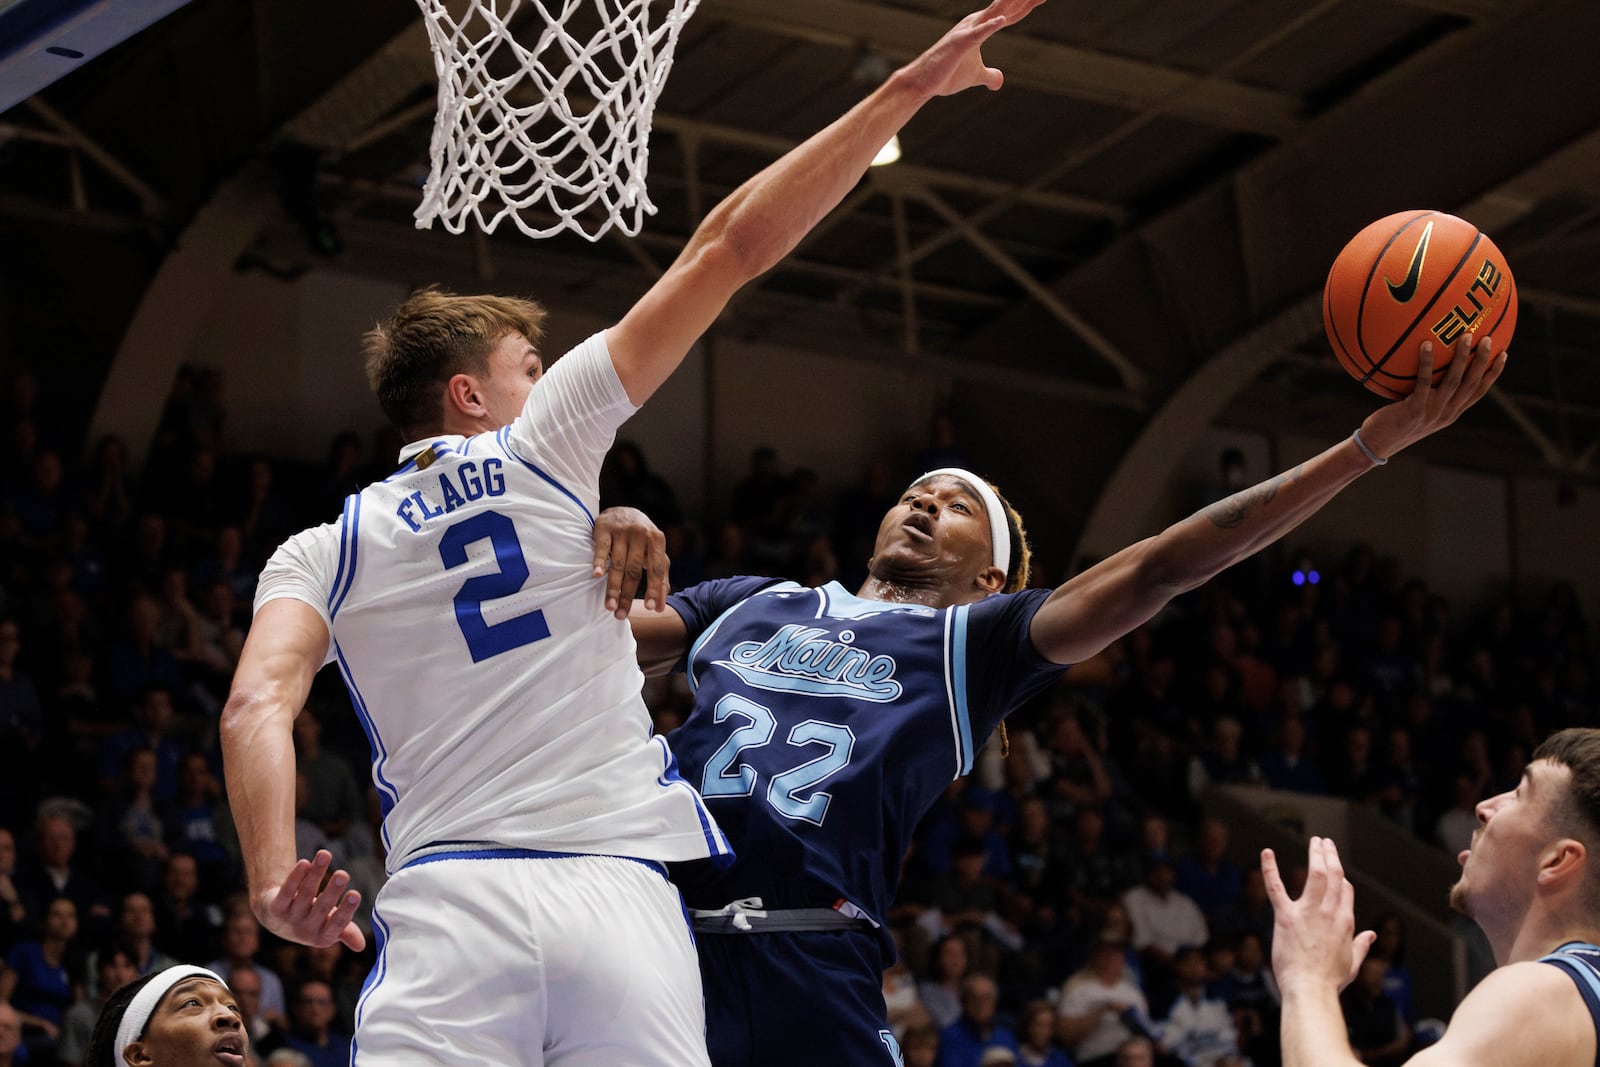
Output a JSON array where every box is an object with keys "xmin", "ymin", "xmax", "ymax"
[{"xmin": 413, "ymin": 0, "xmax": 700, "ymax": 242}]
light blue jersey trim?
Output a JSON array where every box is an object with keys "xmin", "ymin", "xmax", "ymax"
[
  {"xmin": 950, "ymin": 604, "xmax": 974, "ymax": 775},
  {"xmin": 497, "ymin": 430, "xmax": 595, "ymax": 525},
  {"xmin": 816, "ymin": 581, "xmax": 938, "ymax": 620},
  {"xmin": 335, "ymin": 645, "xmax": 398, "ymax": 853}
]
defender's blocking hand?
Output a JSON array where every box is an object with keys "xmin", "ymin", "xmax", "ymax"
[
  {"xmin": 1262, "ymin": 836, "xmax": 1375, "ymax": 995},
  {"xmin": 593, "ymin": 506, "xmax": 670, "ymax": 618}
]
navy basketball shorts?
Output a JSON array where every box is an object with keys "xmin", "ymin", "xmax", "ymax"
[{"xmin": 697, "ymin": 927, "xmax": 903, "ymax": 1067}]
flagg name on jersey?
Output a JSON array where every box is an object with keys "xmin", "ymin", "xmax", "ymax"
[{"xmin": 395, "ymin": 458, "xmax": 507, "ymax": 533}]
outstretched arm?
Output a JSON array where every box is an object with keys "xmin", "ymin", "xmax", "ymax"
[
  {"xmin": 606, "ymin": 0, "xmax": 1047, "ymax": 405},
  {"xmin": 1265, "ymin": 837, "xmax": 1592, "ymax": 1067},
  {"xmin": 1029, "ymin": 335, "xmax": 1504, "ymax": 664},
  {"xmin": 220, "ymin": 598, "xmax": 364, "ymax": 951}
]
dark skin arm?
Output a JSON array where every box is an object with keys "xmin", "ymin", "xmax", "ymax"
[{"xmin": 1029, "ymin": 336, "xmax": 1503, "ymax": 665}]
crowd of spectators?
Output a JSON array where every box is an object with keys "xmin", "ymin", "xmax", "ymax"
[{"xmin": 0, "ymin": 367, "xmax": 1594, "ymax": 1067}]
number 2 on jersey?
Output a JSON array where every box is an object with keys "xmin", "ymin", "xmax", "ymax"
[
  {"xmin": 439, "ymin": 511, "xmax": 551, "ymax": 662},
  {"xmin": 699, "ymin": 693, "xmax": 855, "ymax": 825}
]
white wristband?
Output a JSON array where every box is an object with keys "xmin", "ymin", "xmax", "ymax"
[{"xmin": 1351, "ymin": 428, "xmax": 1387, "ymax": 467}]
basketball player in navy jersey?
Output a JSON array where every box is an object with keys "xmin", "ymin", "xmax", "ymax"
[
  {"xmin": 631, "ymin": 334, "xmax": 1504, "ymax": 1067},
  {"xmin": 1267, "ymin": 727, "xmax": 1600, "ymax": 1066},
  {"xmin": 222, "ymin": 1, "xmax": 1057, "ymax": 1063}
]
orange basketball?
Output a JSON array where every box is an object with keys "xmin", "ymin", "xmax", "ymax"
[{"xmin": 1323, "ymin": 210, "xmax": 1517, "ymax": 399}]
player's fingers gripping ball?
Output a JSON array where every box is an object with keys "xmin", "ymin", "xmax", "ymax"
[{"xmin": 1324, "ymin": 210, "xmax": 1517, "ymax": 398}]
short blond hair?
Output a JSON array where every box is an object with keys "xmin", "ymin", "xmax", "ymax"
[{"xmin": 363, "ymin": 287, "xmax": 547, "ymax": 436}]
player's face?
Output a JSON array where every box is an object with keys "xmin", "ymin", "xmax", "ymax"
[
  {"xmin": 478, "ymin": 332, "xmax": 544, "ymax": 428},
  {"xmin": 126, "ymin": 978, "xmax": 246, "ymax": 1067},
  {"xmin": 868, "ymin": 475, "xmax": 1001, "ymax": 599},
  {"xmin": 1449, "ymin": 759, "xmax": 1569, "ymax": 920}
]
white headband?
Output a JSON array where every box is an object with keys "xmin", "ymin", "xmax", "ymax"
[
  {"xmin": 912, "ymin": 468, "xmax": 1011, "ymax": 577},
  {"xmin": 115, "ymin": 965, "xmax": 228, "ymax": 1063}
]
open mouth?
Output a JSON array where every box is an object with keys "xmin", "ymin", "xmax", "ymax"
[
  {"xmin": 214, "ymin": 1034, "xmax": 246, "ymax": 1066},
  {"xmin": 902, "ymin": 512, "xmax": 934, "ymax": 541}
]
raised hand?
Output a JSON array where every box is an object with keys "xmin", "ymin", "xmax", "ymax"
[
  {"xmin": 256, "ymin": 849, "xmax": 365, "ymax": 951},
  {"xmin": 592, "ymin": 506, "xmax": 670, "ymax": 618},
  {"xmin": 900, "ymin": 0, "xmax": 1049, "ymax": 99},
  {"xmin": 1262, "ymin": 837, "xmax": 1376, "ymax": 995},
  {"xmin": 1358, "ymin": 332, "xmax": 1507, "ymax": 460}
]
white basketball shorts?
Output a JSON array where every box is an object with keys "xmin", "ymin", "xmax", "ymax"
[{"xmin": 351, "ymin": 848, "xmax": 710, "ymax": 1066}]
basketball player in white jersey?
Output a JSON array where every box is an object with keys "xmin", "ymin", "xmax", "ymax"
[
  {"xmin": 1265, "ymin": 728, "xmax": 1600, "ymax": 1066},
  {"xmin": 219, "ymin": 1, "xmax": 1052, "ymax": 1063}
]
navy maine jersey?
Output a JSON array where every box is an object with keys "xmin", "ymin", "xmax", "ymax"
[
  {"xmin": 665, "ymin": 577, "xmax": 1066, "ymax": 961},
  {"xmin": 1542, "ymin": 941, "xmax": 1600, "ymax": 1067}
]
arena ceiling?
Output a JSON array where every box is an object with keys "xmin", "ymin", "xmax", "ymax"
[{"xmin": 3, "ymin": 0, "xmax": 1600, "ymax": 489}]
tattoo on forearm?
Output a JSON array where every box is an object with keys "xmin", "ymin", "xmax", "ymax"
[{"xmin": 1205, "ymin": 464, "xmax": 1305, "ymax": 529}]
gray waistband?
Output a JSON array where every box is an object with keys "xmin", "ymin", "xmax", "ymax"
[{"xmin": 690, "ymin": 907, "xmax": 873, "ymax": 934}]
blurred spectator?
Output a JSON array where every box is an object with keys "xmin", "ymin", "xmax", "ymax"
[
  {"xmin": 1056, "ymin": 939, "xmax": 1151, "ymax": 1067},
  {"xmin": 81, "ymin": 435, "xmax": 136, "ymax": 535},
  {"xmin": 730, "ymin": 446, "xmax": 785, "ymax": 531},
  {"xmin": 0, "ymin": 895, "xmax": 78, "ymax": 1061},
  {"xmin": 1375, "ymin": 726, "xmax": 1421, "ymax": 833},
  {"xmin": 1186, "ymin": 717, "xmax": 1261, "ymax": 799},
  {"xmin": 0, "ymin": 619, "xmax": 43, "ymax": 823},
  {"xmin": 0, "ymin": 1002, "xmax": 21, "ymax": 1067},
  {"xmin": 233, "ymin": 459, "xmax": 296, "ymax": 562},
  {"xmin": 102, "ymin": 600, "xmax": 187, "ymax": 717},
  {"xmin": 1174, "ymin": 819, "xmax": 1241, "ymax": 920},
  {"xmin": 1340, "ymin": 957, "xmax": 1410, "ymax": 1067},
  {"xmin": 8, "ymin": 449, "xmax": 71, "ymax": 547},
  {"xmin": 1369, "ymin": 914, "xmax": 1415, "ymax": 1024},
  {"xmin": 151, "ymin": 852, "xmax": 223, "ymax": 964},
  {"xmin": 1325, "ymin": 724, "xmax": 1381, "ymax": 802},
  {"xmin": 285, "ymin": 979, "xmax": 351, "ymax": 1067},
  {"xmin": 1115, "ymin": 1036, "xmax": 1157, "ymax": 1067},
  {"xmin": 1015, "ymin": 999, "xmax": 1072, "ymax": 1067},
  {"xmin": 15, "ymin": 813, "xmax": 107, "ymax": 929},
  {"xmin": 1212, "ymin": 931, "xmax": 1278, "ymax": 1066},
  {"xmin": 600, "ymin": 441, "xmax": 682, "ymax": 528},
  {"xmin": 919, "ymin": 935, "xmax": 971, "ymax": 1030},
  {"xmin": 904, "ymin": 1022, "xmax": 942, "ymax": 1067},
  {"xmin": 1121, "ymin": 859, "xmax": 1208, "ymax": 964},
  {"xmin": 0, "ymin": 829, "xmax": 25, "ymax": 956},
  {"xmin": 101, "ymin": 891, "xmax": 176, "ymax": 980},
  {"xmin": 1433, "ymin": 771, "xmax": 1481, "ymax": 858},
  {"xmin": 208, "ymin": 906, "xmax": 288, "ymax": 1030},
  {"xmin": 1259, "ymin": 715, "xmax": 1325, "ymax": 795},
  {"xmin": 314, "ymin": 432, "xmax": 364, "ymax": 524},
  {"xmin": 884, "ymin": 930, "xmax": 929, "ymax": 1039},
  {"xmin": 912, "ymin": 411, "xmax": 971, "ymax": 476},
  {"xmin": 192, "ymin": 526, "xmax": 257, "ymax": 606},
  {"xmin": 937, "ymin": 973, "xmax": 1019, "ymax": 1067},
  {"xmin": 1061, "ymin": 807, "xmax": 1141, "ymax": 915},
  {"xmin": 231, "ymin": 963, "xmax": 289, "ymax": 1059},
  {"xmin": 1159, "ymin": 945, "xmax": 1243, "ymax": 1067},
  {"xmin": 290, "ymin": 708, "xmax": 365, "ymax": 867},
  {"xmin": 1209, "ymin": 870, "xmax": 1273, "ymax": 953},
  {"xmin": 97, "ymin": 683, "xmax": 187, "ymax": 801},
  {"xmin": 96, "ymin": 747, "xmax": 173, "ymax": 894},
  {"xmin": 169, "ymin": 751, "xmax": 236, "ymax": 896},
  {"xmin": 57, "ymin": 944, "xmax": 137, "ymax": 1067}
]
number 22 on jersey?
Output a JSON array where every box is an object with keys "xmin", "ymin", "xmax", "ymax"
[{"xmin": 699, "ymin": 693, "xmax": 855, "ymax": 825}]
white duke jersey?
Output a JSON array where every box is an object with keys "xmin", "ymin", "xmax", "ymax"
[{"xmin": 254, "ymin": 333, "xmax": 731, "ymax": 871}]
